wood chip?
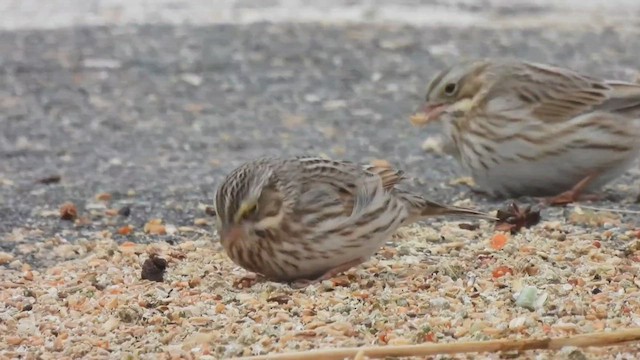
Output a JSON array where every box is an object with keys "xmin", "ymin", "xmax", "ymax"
[
  {"xmin": 144, "ymin": 219, "xmax": 167, "ymax": 235},
  {"xmin": 59, "ymin": 202, "xmax": 78, "ymax": 221},
  {"xmin": 95, "ymin": 193, "xmax": 112, "ymax": 202},
  {"xmin": 140, "ymin": 254, "xmax": 167, "ymax": 282}
]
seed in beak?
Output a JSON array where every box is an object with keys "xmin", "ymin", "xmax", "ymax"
[{"xmin": 410, "ymin": 103, "xmax": 447, "ymax": 126}]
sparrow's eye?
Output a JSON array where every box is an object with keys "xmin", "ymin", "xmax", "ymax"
[{"xmin": 444, "ymin": 83, "xmax": 457, "ymax": 96}]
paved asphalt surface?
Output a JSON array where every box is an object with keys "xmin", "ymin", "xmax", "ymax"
[{"xmin": 2, "ymin": 15, "xmax": 640, "ymax": 266}]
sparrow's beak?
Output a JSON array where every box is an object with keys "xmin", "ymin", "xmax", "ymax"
[
  {"xmin": 222, "ymin": 225, "xmax": 244, "ymax": 243},
  {"xmin": 409, "ymin": 103, "xmax": 447, "ymax": 126}
]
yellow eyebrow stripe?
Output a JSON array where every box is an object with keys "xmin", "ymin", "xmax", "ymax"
[{"xmin": 234, "ymin": 201, "xmax": 256, "ymax": 223}]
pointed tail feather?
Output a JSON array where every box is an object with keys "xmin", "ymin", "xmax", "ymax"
[
  {"xmin": 420, "ymin": 198, "xmax": 498, "ymax": 220},
  {"xmin": 600, "ymin": 81, "xmax": 640, "ymax": 116},
  {"xmin": 399, "ymin": 190, "xmax": 497, "ymax": 221}
]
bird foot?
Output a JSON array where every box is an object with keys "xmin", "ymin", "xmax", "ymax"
[
  {"xmin": 542, "ymin": 192, "xmax": 604, "ymax": 206},
  {"xmin": 469, "ymin": 187, "xmax": 493, "ymax": 197},
  {"xmin": 539, "ymin": 173, "xmax": 602, "ymax": 206},
  {"xmin": 290, "ymin": 258, "xmax": 365, "ymax": 289}
]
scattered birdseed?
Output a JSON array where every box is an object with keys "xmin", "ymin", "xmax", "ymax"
[
  {"xmin": 205, "ymin": 206, "xmax": 217, "ymax": 217},
  {"xmin": 59, "ymin": 202, "xmax": 78, "ymax": 221},
  {"xmin": 118, "ymin": 206, "xmax": 131, "ymax": 217},
  {"xmin": 1, "ymin": 216, "xmax": 639, "ymax": 359},
  {"xmin": 36, "ymin": 175, "xmax": 61, "ymax": 185},
  {"xmin": 495, "ymin": 202, "xmax": 541, "ymax": 233}
]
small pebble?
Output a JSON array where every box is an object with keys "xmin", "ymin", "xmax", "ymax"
[
  {"xmin": 429, "ymin": 297, "xmax": 450, "ymax": 309},
  {"xmin": 515, "ymin": 286, "xmax": 539, "ymax": 311}
]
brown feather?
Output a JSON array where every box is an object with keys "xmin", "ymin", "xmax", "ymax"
[
  {"xmin": 598, "ymin": 81, "xmax": 640, "ymax": 116},
  {"xmin": 362, "ymin": 164, "xmax": 405, "ymax": 191},
  {"xmin": 480, "ymin": 61, "xmax": 640, "ymax": 123},
  {"xmin": 292, "ymin": 158, "xmax": 406, "ymax": 218}
]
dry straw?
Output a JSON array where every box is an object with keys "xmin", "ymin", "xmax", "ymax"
[{"xmin": 233, "ymin": 328, "xmax": 640, "ymax": 360}]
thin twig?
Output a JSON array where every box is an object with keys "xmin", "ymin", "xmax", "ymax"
[
  {"xmin": 570, "ymin": 204, "xmax": 640, "ymax": 215},
  {"xmin": 232, "ymin": 328, "xmax": 640, "ymax": 360}
]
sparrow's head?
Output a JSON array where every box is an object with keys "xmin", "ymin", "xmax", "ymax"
[
  {"xmin": 214, "ymin": 160, "xmax": 285, "ymax": 247},
  {"xmin": 411, "ymin": 59, "xmax": 492, "ymax": 127}
]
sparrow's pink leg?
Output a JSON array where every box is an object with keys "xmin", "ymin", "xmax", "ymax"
[{"xmin": 544, "ymin": 173, "xmax": 603, "ymax": 206}]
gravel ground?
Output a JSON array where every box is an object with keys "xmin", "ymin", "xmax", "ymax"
[{"xmin": 2, "ymin": 5, "xmax": 640, "ymax": 359}]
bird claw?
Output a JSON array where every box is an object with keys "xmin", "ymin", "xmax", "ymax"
[
  {"xmin": 468, "ymin": 187, "xmax": 492, "ymax": 197},
  {"xmin": 541, "ymin": 191, "xmax": 577, "ymax": 206},
  {"xmin": 539, "ymin": 173, "xmax": 603, "ymax": 206},
  {"xmin": 290, "ymin": 278, "xmax": 316, "ymax": 289},
  {"xmin": 541, "ymin": 191, "xmax": 604, "ymax": 206}
]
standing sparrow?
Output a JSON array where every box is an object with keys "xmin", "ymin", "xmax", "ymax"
[
  {"xmin": 411, "ymin": 58, "xmax": 640, "ymax": 204},
  {"xmin": 214, "ymin": 156, "xmax": 496, "ymax": 287}
]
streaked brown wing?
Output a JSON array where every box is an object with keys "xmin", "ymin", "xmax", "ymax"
[
  {"xmin": 598, "ymin": 80, "xmax": 640, "ymax": 116},
  {"xmin": 291, "ymin": 157, "xmax": 404, "ymax": 215},
  {"xmin": 505, "ymin": 62, "xmax": 611, "ymax": 123},
  {"xmin": 361, "ymin": 163, "xmax": 406, "ymax": 191}
]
